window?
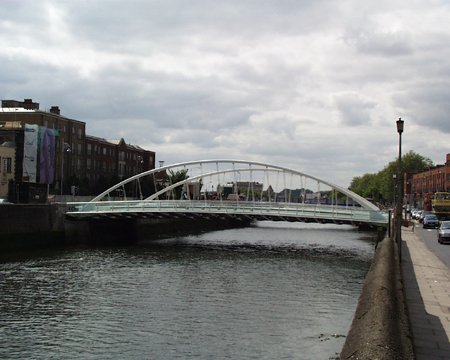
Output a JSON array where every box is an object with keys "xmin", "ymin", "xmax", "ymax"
[
  {"xmin": 87, "ymin": 143, "xmax": 92, "ymax": 155},
  {"xmin": 3, "ymin": 157, "xmax": 12, "ymax": 174},
  {"xmin": 87, "ymin": 158, "xmax": 91, "ymax": 170}
]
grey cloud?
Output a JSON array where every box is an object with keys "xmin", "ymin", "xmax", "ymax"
[
  {"xmin": 346, "ymin": 29, "xmax": 413, "ymax": 57},
  {"xmin": 1, "ymin": 0, "xmax": 449, "ymax": 187},
  {"xmin": 334, "ymin": 93, "xmax": 376, "ymax": 126},
  {"xmin": 395, "ymin": 82, "xmax": 450, "ymax": 134}
]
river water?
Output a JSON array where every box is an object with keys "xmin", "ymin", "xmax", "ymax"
[{"xmin": 0, "ymin": 222, "xmax": 376, "ymax": 360}]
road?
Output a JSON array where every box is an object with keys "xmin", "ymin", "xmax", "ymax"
[{"xmin": 414, "ymin": 222, "xmax": 450, "ymax": 269}]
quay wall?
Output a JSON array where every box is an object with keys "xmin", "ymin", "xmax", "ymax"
[
  {"xmin": 340, "ymin": 233, "xmax": 414, "ymax": 359},
  {"xmin": 0, "ymin": 203, "xmax": 252, "ymax": 248},
  {"xmin": 0, "ymin": 203, "xmax": 66, "ymax": 250}
]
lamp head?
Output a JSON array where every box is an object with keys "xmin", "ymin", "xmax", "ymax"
[{"xmin": 396, "ymin": 117, "xmax": 404, "ymax": 134}]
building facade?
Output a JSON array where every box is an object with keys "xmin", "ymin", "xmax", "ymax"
[
  {"xmin": 405, "ymin": 153, "xmax": 450, "ymax": 208},
  {"xmin": 0, "ymin": 140, "xmax": 15, "ymax": 198},
  {"xmin": 0, "ymin": 98, "xmax": 155, "ymax": 201}
]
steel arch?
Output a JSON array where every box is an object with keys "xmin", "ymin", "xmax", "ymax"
[{"xmin": 90, "ymin": 159, "xmax": 379, "ymax": 211}]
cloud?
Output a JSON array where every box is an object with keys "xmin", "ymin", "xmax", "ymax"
[
  {"xmin": 1, "ymin": 0, "xmax": 449, "ymax": 187},
  {"xmin": 334, "ymin": 93, "xmax": 377, "ymax": 126}
]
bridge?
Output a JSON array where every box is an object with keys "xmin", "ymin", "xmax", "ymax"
[{"xmin": 66, "ymin": 159, "xmax": 389, "ymax": 227}]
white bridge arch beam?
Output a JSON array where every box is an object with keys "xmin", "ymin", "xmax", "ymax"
[{"xmin": 89, "ymin": 159, "xmax": 379, "ymax": 211}]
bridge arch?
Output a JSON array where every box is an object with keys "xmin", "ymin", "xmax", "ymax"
[{"xmin": 90, "ymin": 159, "xmax": 379, "ymax": 211}]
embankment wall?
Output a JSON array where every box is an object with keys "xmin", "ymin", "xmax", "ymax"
[
  {"xmin": 340, "ymin": 234, "xmax": 414, "ymax": 359},
  {"xmin": 0, "ymin": 204, "xmax": 252, "ymax": 248},
  {"xmin": 0, "ymin": 203, "xmax": 66, "ymax": 249}
]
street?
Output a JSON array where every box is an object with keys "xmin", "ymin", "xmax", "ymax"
[{"xmin": 414, "ymin": 223, "xmax": 450, "ymax": 269}]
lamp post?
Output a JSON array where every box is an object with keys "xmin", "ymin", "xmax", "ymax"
[
  {"xmin": 135, "ymin": 155, "xmax": 143, "ymax": 199},
  {"xmin": 60, "ymin": 142, "xmax": 71, "ymax": 196},
  {"xmin": 396, "ymin": 117, "xmax": 404, "ymax": 260}
]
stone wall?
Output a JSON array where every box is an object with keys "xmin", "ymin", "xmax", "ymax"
[
  {"xmin": 340, "ymin": 235, "xmax": 414, "ymax": 359},
  {"xmin": 0, "ymin": 203, "xmax": 66, "ymax": 249}
]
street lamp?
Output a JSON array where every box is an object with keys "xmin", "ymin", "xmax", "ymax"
[
  {"xmin": 396, "ymin": 117, "xmax": 404, "ymax": 260},
  {"xmin": 60, "ymin": 142, "xmax": 71, "ymax": 196}
]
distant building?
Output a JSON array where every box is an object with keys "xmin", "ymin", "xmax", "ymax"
[
  {"xmin": 0, "ymin": 140, "xmax": 15, "ymax": 198},
  {"xmin": 405, "ymin": 153, "xmax": 450, "ymax": 208},
  {"xmin": 0, "ymin": 98, "xmax": 155, "ymax": 202}
]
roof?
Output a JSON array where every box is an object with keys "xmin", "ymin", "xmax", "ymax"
[
  {"xmin": 86, "ymin": 135, "xmax": 147, "ymax": 151},
  {"xmin": 0, "ymin": 107, "xmax": 36, "ymax": 112}
]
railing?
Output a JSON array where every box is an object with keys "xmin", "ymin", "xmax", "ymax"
[{"xmin": 66, "ymin": 200, "xmax": 389, "ymax": 226}]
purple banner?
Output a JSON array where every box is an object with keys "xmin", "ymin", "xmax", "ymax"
[{"xmin": 39, "ymin": 127, "xmax": 56, "ymax": 184}]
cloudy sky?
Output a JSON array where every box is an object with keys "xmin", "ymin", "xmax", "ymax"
[{"xmin": 1, "ymin": 0, "xmax": 449, "ymax": 187}]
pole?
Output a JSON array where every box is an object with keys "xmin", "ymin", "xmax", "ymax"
[
  {"xmin": 60, "ymin": 142, "xmax": 71, "ymax": 196},
  {"xmin": 396, "ymin": 118, "xmax": 404, "ymax": 261},
  {"xmin": 397, "ymin": 131, "xmax": 402, "ymax": 259},
  {"xmin": 60, "ymin": 143, "xmax": 64, "ymax": 196}
]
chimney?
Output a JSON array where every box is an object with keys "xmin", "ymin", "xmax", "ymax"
[
  {"xmin": 23, "ymin": 98, "xmax": 40, "ymax": 110},
  {"xmin": 159, "ymin": 161, "xmax": 165, "ymax": 167},
  {"xmin": 50, "ymin": 106, "xmax": 60, "ymax": 115}
]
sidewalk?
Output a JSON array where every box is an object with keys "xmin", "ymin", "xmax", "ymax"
[{"xmin": 402, "ymin": 227, "xmax": 450, "ymax": 359}]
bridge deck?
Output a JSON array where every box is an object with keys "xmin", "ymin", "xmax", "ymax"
[{"xmin": 66, "ymin": 200, "xmax": 389, "ymax": 227}]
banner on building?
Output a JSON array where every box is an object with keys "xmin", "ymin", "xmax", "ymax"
[
  {"xmin": 22, "ymin": 124, "xmax": 39, "ymax": 183},
  {"xmin": 22, "ymin": 124, "xmax": 57, "ymax": 184},
  {"xmin": 39, "ymin": 127, "xmax": 56, "ymax": 184}
]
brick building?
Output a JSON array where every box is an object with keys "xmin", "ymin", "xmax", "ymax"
[
  {"xmin": 0, "ymin": 98, "xmax": 155, "ymax": 201},
  {"xmin": 405, "ymin": 153, "xmax": 450, "ymax": 208}
]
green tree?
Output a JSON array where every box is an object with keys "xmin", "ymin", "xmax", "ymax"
[
  {"xmin": 349, "ymin": 151, "xmax": 434, "ymax": 205},
  {"xmin": 167, "ymin": 169, "xmax": 189, "ymax": 199}
]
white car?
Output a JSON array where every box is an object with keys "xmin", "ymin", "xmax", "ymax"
[{"xmin": 438, "ymin": 221, "xmax": 450, "ymax": 244}]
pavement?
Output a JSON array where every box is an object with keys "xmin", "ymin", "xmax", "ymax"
[{"xmin": 402, "ymin": 226, "xmax": 450, "ymax": 359}]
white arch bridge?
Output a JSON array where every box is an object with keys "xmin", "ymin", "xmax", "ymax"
[{"xmin": 66, "ymin": 159, "xmax": 389, "ymax": 228}]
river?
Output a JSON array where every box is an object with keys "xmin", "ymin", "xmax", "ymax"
[{"xmin": 0, "ymin": 221, "xmax": 376, "ymax": 360}]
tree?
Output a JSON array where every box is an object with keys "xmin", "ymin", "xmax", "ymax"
[
  {"xmin": 167, "ymin": 169, "xmax": 189, "ymax": 199},
  {"xmin": 349, "ymin": 173, "xmax": 380, "ymax": 201},
  {"xmin": 349, "ymin": 151, "xmax": 434, "ymax": 205}
]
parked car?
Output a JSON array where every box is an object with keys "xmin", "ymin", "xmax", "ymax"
[
  {"xmin": 413, "ymin": 210, "xmax": 422, "ymax": 220},
  {"xmin": 423, "ymin": 214, "xmax": 440, "ymax": 229},
  {"xmin": 438, "ymin": 221, "xmax": 450, "ymax": 244},
  {"xmin": 419, "ymin": 211, "xmax": 432, "ymax": 223}
]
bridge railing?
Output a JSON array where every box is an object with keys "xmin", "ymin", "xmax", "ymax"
[{"xmin": 67, "ymin": 200, "xmax": 389, "ymax": 226}]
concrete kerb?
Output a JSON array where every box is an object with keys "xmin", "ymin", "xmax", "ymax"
[{"xmin": 340, "ymin": 234, "xmax": 414, "ymax": 359}]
